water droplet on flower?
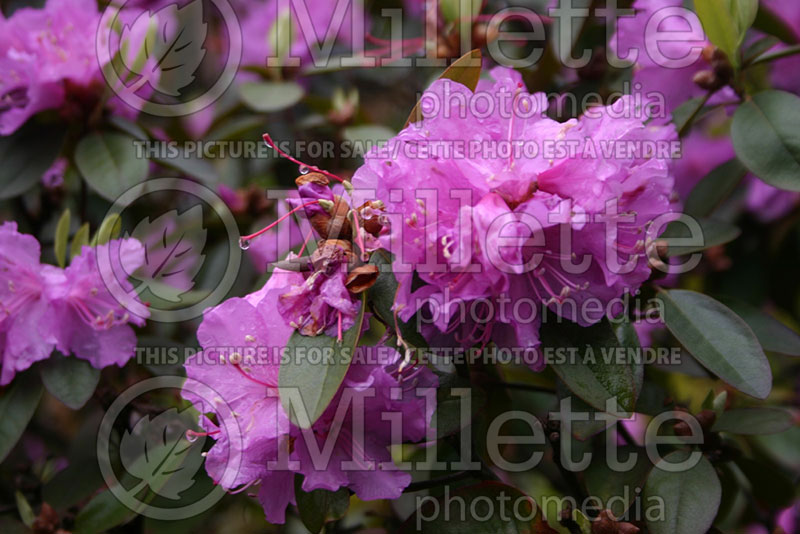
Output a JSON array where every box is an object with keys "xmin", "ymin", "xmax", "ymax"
[
  {"xmin": 239, "ymin": 237, "xmax": 251, "ymax": 250},
  {"xmin": 185, "ymin": 430, "xmax": 198, "ymax": 443},
  {"xmin": 299, "ymin": 165, "xmax": 310, "ymax": 175}
]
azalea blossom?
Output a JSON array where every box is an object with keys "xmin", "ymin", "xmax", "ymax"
[
  {"xmin": 351, "ymin": 66, "xmax": 678, "ymax": 365},
  {"xmin": 182, "ymin": 267, "xmax": 436, "ymax": 524}
]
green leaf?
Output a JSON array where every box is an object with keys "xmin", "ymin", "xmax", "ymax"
[
  {"xmin": 712, "ymin": 407, "xmax": 795, "ymax": 435},
  {"xmin": 405, "ymin": 49, "xmax": 483, "ymax": 127},
  {"xmin": 542, "ymin": 318, "xmax": 640, "ymax": 414},
  {"xmin": 75, "ymin": 132, "xmax": 149, "ymax": 201},
  {"xmin": 715, "ymin": 296, "xmax": 800, "ymax": 356},
  {"xmin": 0, "ymin": 372, "xmax": 43, "ymax": 463},
  {"xmin": 661, "ymin": 218, "xmax": 741, "ymax": 257},
  {"xmin": 584, "ymin": 446, "xmax": 653, "ymax": 518},
  {"xmin": 107, "ymin": 115, "xmax": 149, "ymax": 141},
  {"xmin": 440, "ymin": 0, "xmax": 482, "ymax": 24},
  {"xmin": 268, "ymin": 8, "xmax": 294, "ymax": 65},
  {"xmin": 644, "ymin": 451, "xmax": 721, "ymax": 534},
  {"xmin": 91, "ymin": 213, "xmax": 123, "ymax": 246},
  {"xmin": 734, "ymin": 457, "xmax": 796, "ymax": 508},
  {"xmin": 731, "ymin": 0, "xmax": 759, "ymax": 40},
  {"xmin": 294, "ymin": 475, "xmax": 349, "ymax": 533},
  {"xmin": 279, "ymin": 295, "xmax": 367, "ymax": 428},
  {"xmin": 684, "ymin": 159, "xmax": 748, "ymax": 217},
  {"xmin": 39, "ymin": 354, "xmax": 100, "ymax": 410},
  {"xmin": 402, "ymin": 482, "xmax": 547, "ymax": 533},
  {"xmin": 240, "ymin": 81, "xmax": 305, "ymax": 112},
  {"xmin": 14, "ymin": 491, "xmax": 35, "ymax": 527},
  {"xmin": 658, "ymin": 290, "xmax": 772, "ymax": 399},
  {"xmin": 732, "ymin": 90, "xmax": 800, "ymax": 192},
  {"xmin": 0, "ymin": 121, "xmax": 65, "ymax": 200},
  {"xmin": 151, "ymin": 145, "xmax": 218, "ymax": 183},
  {"xmin": 433, "ymin": 374, "xmax": 487, "ymax": 439},
  {"xmin": 54, "ymin": 209, "xmax": 71, "ymax": 268},
  {"xmin": 73, "ymin": 488, "xmax": 137, "ymax": 534},
  {"xmin": 342, "ymin": 125, "xmax": 395, "ymax": 149},
  {"xmin": 71, "ymin": 223, "xmax": 91, "ymax": 260},
  {"xmin": 695, "ymin": 0, "xmax": 741, "ymax": 64}
]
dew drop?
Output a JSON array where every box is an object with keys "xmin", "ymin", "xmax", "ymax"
[
  {"xmin": 239, "ymin": 237, "xmax": 251, "ymax": 250},
  {"xmin": 299, "ymin": 165, "xmax": 310, "ymax": 175},
  {"xmin": 185, "ymin": 430, "xmax": 198, "ymax": 443}
]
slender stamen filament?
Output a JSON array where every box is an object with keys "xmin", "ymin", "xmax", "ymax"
[
  {"xmin": 262, "ymin": 133, "xmax": 344, "ymax": 183},
  {"xmin": 240, "ymin": 200, "xmax": 320, "ymax": 243}
]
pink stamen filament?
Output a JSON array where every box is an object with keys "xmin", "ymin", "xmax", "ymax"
[
  {"xmin": 298, "ymin": 228, "xmax": 315, "ymax": 256},
  {"xmin": 186, "ymin": 429, "xmax": 221, "ymax": 437},
  {"xmin": 241, "ymin": 200, "xmax": 321, "ymax": 243},
  {"xmin": 350, "ymin": 211, "xmax": 368, "ymax": 261},
  {"xmin": 337, "ymin": 311, "xmax": 343, "ymax": 343},
  {"xmin": 233, "ymin": 363, "xmax": 278, "ymax": 389},
  {"xmin": 262, "ymin": 133, "xmax": 344, "ymax": 183}
]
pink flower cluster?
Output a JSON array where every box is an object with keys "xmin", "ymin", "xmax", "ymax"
[
  {"xmin": 352, "ymin": 67, "xmax": 678, "ymax": 364},
  {"xmin": 0, "ymin": 0, "xmax": 151, "ymax": 135},
  {"xmin": 0, "ymin": 223, "xmax": 148, "ymax": 385},
  {"xmin": 182, "ymin": 268, "xmax": 436, "ymax": 524}
]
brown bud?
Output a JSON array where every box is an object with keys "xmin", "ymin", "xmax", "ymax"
[
  {"xmin": 345, "ymin": 264, "xmax": 380, "ymax": 294},
  {"xmin": 357, "ymin": 201, "xmax": 385, "ymax": 236},
  {"xmin": 311, "ymin": 239, "xmax": 354, "ymax": 272},
  {"xmin": 32, "ymin": 502, "xmax": 59, "ymax": 534},
  {"xmin": 693, "ymin": 70, "xmax": 722, "ymax": 91},
  {"xmin": 592, "ymin": 510, "xmax": 618, "ymax": 534},
  {"xmin": 295, "ymin": 172, "xmax": 330, "ymax": 188},
  {"xmin": 617, "ymin": 522, "xmax": 641, "ymax": 534},
  {"xmin": 695, "ymin": 409, "xmax": 717, "ymax": 431},
  {"xmin": 471, "ymin": 22, "xmax": 499, "ymax": 49},
  {"xmin": 701, "ymin": 44, "xmax": 716, "ymax": 64}
]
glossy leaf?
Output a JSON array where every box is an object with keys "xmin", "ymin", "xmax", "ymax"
[
  {"xmin": 732, "ymin": 90, "xmax": 800, "ymax": 192},
  {"xmin": 644, "ymin": 451, "xmax": 721, "ymax": 534},
  {"xmin": 0, "ymin": 372, "xmax": 43, "ymax": 463},
  {"xmin": 715, "ymin": 296, "xmax": 800, "ymax": 356},
  {"xmin": 661, "ymin": 218, "xmax": 741, "ymax": 257},
  {"xmin": 75, "ymin": 132, "xmax": 149, "ymax": 201},
  {"xmin": 658, "ymin": 290, "xmax": 772, "ymax": 399},
  {"xmin": 294, "ymin": 476, "xmax": 349, "ymax": 534},
  {"xmin": 240, "ymin": 81, "xmax": 305, "ymax": 112},
  {"xmin": 684, "ymin": 159, "xmax": 747, "ymax": 217},
  {"xmin": 39, "ymin": 354, "xmax": 100, "ymax": 410},
  {"xmin": 542, "ymin": 318, "xmax": 640, "ymax": 414},
  {"xmin": 584, "ymin": 446, "xmax": 653, "ymax": 518},
  {"xmin": 712, "ymin": 407, "xmax": 794, "ymax": 435},
  {"xmin": 279, "ymin": 295, "xmax": 367, "ymax": 428}
]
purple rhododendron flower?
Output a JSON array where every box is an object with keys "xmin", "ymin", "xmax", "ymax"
[
  {"xmin": 351, "ymin": 67, "xmax": 678, "ymax": 367},
  {"xmin": 44, "ymin": 240, "xmax": 149, "ymax": 368},
  {"xmin": 0, "ymin": 223, "xmax": 58, "ymax": 385},
  {"xmin": 183, "ymin": 268, "xmax": 437, "ymax": 524},
  {"xmin": 610, "ymin": 0, "xmax": 736, "ymax": 121}
]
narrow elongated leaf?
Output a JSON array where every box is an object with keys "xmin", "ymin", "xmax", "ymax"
[
  {"xmin": 658, "ymin": 290, "xmax": 772, "ymax": 399},
  {"xmin": 684, "ymin": 159, "xmax": 747, "ymax": 217},
  {"xmin": 0, "ymin": 121, "xmax": 65, "ymax": 199},
  {"xmin": 0, "ymin": 373, "xmax": 43, "ymax": 462},
  {"xmin": 71, "ymin": 223, "xmax": 91, "ymax": 260},
  {"xmin": 732, "ymin": 90, "xmax": 800, "ymax": 192},
  {"xmin": 753, "ymin": 3, "xmax": 799, "ymax": 44},
  {"xmin": 661, "ymin": 218, "xmax": 741, "ymax": 257},
  {"xmin": 542, "ymin": 318, "xmax": 639, "ymax": 414},
  {"xmin": 712, "ymin": 407, "xmax": 794, "ymax": 435},
  {"xmin": 695, "ymin": 0, "xmax": 741, "ymax": 64},
  {"xmin": 715, "ymin": 296, "xmax": 800, "ymax": 356},
  {"xmin": 279, "ymin": 295, "xmax": 367, "ymax": 428},
  {"xmin": 405, "ymin": 49, "xmax": 483, "ymax": 127},
  {"xmin": 54, "ymin": 209, "xmax": 71, "ymax": 268},
  {"xmin": 644, "ymin": 451, "xmax": 721, "ymax": 534},
  {"xmin": 92, "ymin": 213, "xmax": 123, "ymax": 247},
  {"xmin": 240, "ymin": 81, "xmax": 305, "ymax": 112},
  {"xmin": 39, "ymin": 354, "xmax": 101, "ymax": 410},
  {"xmin": 75, "ymin": 132, "xmax": 149, "ymax": 201}
]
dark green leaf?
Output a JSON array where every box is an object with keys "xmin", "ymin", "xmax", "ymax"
[
  {"xmin": 732, "ymin": 90, "xmax": 800, "ymax": 192},
  {"xmin": 433, "ymin": 374, "xmax": 486, "ymax": 439},
  {"xmin": 684, "ymin": 159, "xmax": 747, "ymax": 217},
  {"xmin": 734, "ymin": 457, "xmax": 796, "ymax": 508},
  {"xmin": 644, "ymin": 451, "xmax": 721, "ymax": 534},
  {"xmin": 0, "ymin": 372, "xmax": 43, "ymax": 463},
  {"xmin": 712, "ymin": 407, "xmax": 794, "ymax": 435},
  {"xmin": 294, "ymin": 475, "xmax": 349, "ymax": 533},
  {"xmin": 279, "ymin": 295, "xmax": 367, "ymax": 428},
  {"xmin": 0, "ymin": 121, "xmax": 65, "ymax": 200},
  {"xmin": 584, "ymin": 446, "xmax": 653, "ymax": 518},
  {"xmin": 753, "ymin": 4, "xmax": 800, "ymax": 44},
  {"xmin": 661, "ymin": 218, "xmax": 741, "ymax": 257},
  {"xmin": 715, "ymin": 296, "xmax": 800, "ymax": 356},
  {"xmin": 73, "ymin": 489, "xmax": 137, "ymax": 534},
  {"xmin": 75, "ymin": 132, "xmax": 149, "ymax": 201},
  {"xmin": 658, "ymin": 290, "xmax": 772, "ymax": 399},
  {"xmin": 39, "ymin": 354, "xmax": 100, "ymax": 410},
  {"xmin": 542, "ymin": 318, "xmax": 639, "ymax": 414},
  {"xmin": 240, "ymin": 81, "xmax": 305, "ymax": 112},
  {"xmin": 405, "ymin": 49, "xmax": 483, "ymax": 127}
]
